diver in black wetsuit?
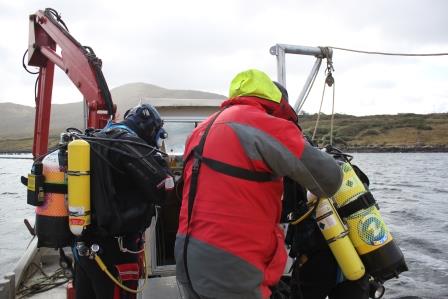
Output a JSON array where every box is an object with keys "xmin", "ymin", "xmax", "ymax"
[{"xmin": 73, "ymin": 104, "xmax": 173, "ymax": 299}]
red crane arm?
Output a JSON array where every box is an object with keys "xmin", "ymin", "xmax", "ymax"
[{"xmin": 28, "ymin": 9, "xmax": 115, "ymax": 158}]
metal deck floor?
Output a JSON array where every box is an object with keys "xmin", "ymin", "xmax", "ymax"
[{"xmin": 139, "ymin": 276, "xmax": 181, "ymax": 299}]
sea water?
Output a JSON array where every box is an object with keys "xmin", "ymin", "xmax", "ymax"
[{"xmin": 0, "ymin": 153, "xmax": 447, "ymax": 299}]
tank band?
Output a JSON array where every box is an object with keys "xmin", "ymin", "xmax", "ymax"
[
  {"xmin": 67, "ymin": 170, "xmax": 91, "ymax": 176},
  {"xmin": 327, "ymin": 230, "xmax": 349, "ymax": 244},
  {"xmin": 337, "ymin": 191, "xmax": 376, "ymax": 218}
]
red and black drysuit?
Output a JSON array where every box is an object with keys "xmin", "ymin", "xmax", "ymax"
[{"xmin": 175, "ymin": 96, "xmax": 343, "ymax": 299}]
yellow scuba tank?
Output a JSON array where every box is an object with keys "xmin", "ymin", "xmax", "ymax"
[
  {"xmin": 333, "ymin": 162, "xmax": 407, "ymax": 281},
  {"xmin": 310, "ymin": 192, "xmax": 366, "ymax": 280},
  {"xmin": 33, "ymin": 150, "xmax": 72, "ymax": 248},
  {"xmin": 67, "ymin": 139, "xmax": 91, "ymax": 236}
]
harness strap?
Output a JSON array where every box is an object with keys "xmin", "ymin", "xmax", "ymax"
[
  {"xmin": 337, "ymin": 191, "xmax": 376, "ymax": 219},
  {"xmin": 183, "ymin": 109, "xmax": 225, "ymax": 296},
  {"xmin": 201, "ymin": 156, "xmax": 273, "ymax": 182}
]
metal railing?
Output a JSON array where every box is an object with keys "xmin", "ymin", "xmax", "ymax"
[{"xmin": 270, "ymin": 43, "xmax": 333, "ymax": 113}]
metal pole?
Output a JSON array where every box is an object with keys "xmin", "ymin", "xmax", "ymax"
[
  {"xmin": 83, "ymin": 98, "xmax": 88, "ymax": 130},
  {"xmin": 0, "ymin": 279, "xmax": 9, "ymax": 299},
  {"xmin": 4, "ymin": 273, "xmax": 15, "ymax": 299},
  {"xmin": 270, "ymin": 44, "xmax": 334, "ymax": 113},
  {"xmin": 271, "ymin": 44, "xmax": 325, "ymax": 57},
  {"xmin": 270, "ymin": 45, "xmax": 286, "ymax": 86},
  {"xmin": 294, "ymin": 58, "xmax": 322, "ymax": 112}
]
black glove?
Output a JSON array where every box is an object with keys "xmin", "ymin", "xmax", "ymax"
[{"xmin": 269, "ymin": 278, "xmax": 291, "ymax": 299}]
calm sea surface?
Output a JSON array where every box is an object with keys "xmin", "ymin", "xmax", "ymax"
[{"xmin": 0, "ymin": 153, "xmax": 447, "ymax": 299}]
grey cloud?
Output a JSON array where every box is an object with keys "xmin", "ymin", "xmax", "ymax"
[
  {"xmin": 2, "ymin": 0, "xmax": 446, "ymax": 115},
  {"xmin": 326, "ymin": 0, "xmax": 448, "ymax": 45},
  {"xmin": 365, "ymin": 80, "xmax": 397, "ymax": 89}
]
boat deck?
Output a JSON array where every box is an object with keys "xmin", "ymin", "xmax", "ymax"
[{"xmin": 8, "ymin": 243, "xmax": 181, "ymax": 299}]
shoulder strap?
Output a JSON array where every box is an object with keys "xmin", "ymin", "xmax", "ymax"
[
  {"xmin": 183, "ymin": 109, "xmax": 225, "ymax": 295},
  {"xmin": 186, "ymin": 109, "xmax": 225, "ymax": 225}
]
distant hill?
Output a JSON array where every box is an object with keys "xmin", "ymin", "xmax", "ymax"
[
  {"xmin": 0, "ymin": 83, "xmax": 447, "ymax": 152},
  {"xmin": 0, "ymin": 82, "xmax": 225, "ymax": 140},
  {"xmin": 112, "ymin": 83, "xmax": 225, "ymax": 115}
]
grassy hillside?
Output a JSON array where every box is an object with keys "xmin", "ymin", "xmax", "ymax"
[
  {"xmin": 299, "ymin": 113, "xmax": 448, "ymax": 151},
  {"xmin": 1, "ymin": 113, "xmax": 447, "ymax": 153},
  {"xmin": 1, "ymin": 80, "xmax": 447, "ymax": 154}
]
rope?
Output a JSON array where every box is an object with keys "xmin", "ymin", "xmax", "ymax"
[
  {"xmin": 329, "ymin": 46, "xmax": 448, "ymax": 57},
  {"xmin": 311, "ymin": 82, "xmax": 326, "ymax": 142},
  {"xmin": 312, "ymin": 56, "xmax": 336, "ymax": 144},
  {"xmin": 16, "ymin": 263, "xmax": 68, "ymax": 298},
  {"xmin": 330, "ymin": 82, "xmax": 335, "ymax": 146}
]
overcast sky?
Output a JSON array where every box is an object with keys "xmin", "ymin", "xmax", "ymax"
[{"xmin": 1, "ymin": 0, "xmax": 447, "ymax": 116}]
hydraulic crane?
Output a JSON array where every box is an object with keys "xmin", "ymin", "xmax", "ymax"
[{"xmin": 27, "ymin": 8, "xmax": 115, "ymax": 158}]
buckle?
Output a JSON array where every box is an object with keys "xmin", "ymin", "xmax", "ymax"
[{"xmin": 192, "ymin": 158, "xmax": 200, "ymax": 173}]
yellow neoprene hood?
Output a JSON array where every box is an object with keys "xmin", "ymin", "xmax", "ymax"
[{"xmin": 228, "ymin": 69, "xmax": 282, "ymax": 103}]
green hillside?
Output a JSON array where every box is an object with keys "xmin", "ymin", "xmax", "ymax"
[
  {"xmin": 1, "ymin": 112, "xmax": 447, "ymax": 153},
  {"xmin": 299, "ymin": 113, "xmax": 448, "ymax": 152}
]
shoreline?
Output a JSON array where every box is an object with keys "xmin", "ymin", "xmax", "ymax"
[
  {"xmin": 342, "ymin": 145, "xmax": 448, "ymax": 153},
  {"xmin": 1, "ymin": 145, "xmax": 448, "ymax": 155}
]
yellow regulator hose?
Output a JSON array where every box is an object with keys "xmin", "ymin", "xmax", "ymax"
[
  {"xmin": 290, "ymin": 197, "xmax": 320, "ymax": 225},
  {"xmin": 94, "ymin": 247, "xmax": 148, "ymax": 294}
]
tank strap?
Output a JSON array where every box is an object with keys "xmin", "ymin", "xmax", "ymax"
[
  {"xmin": 337, "ymin": 192, "xmax": 376, "ymax": 218},
  {"xmin": 20, "ymin": 176, "xmax": 67, "ymax": 194}
]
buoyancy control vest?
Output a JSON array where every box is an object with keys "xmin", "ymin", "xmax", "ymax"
[
  {"xmin": 23, "ymin": 127, "xmax": 170, "ymax": 245},
  {"xmin": 86, "ymin": 127, "xmax": 168, "ymax": 237}
]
